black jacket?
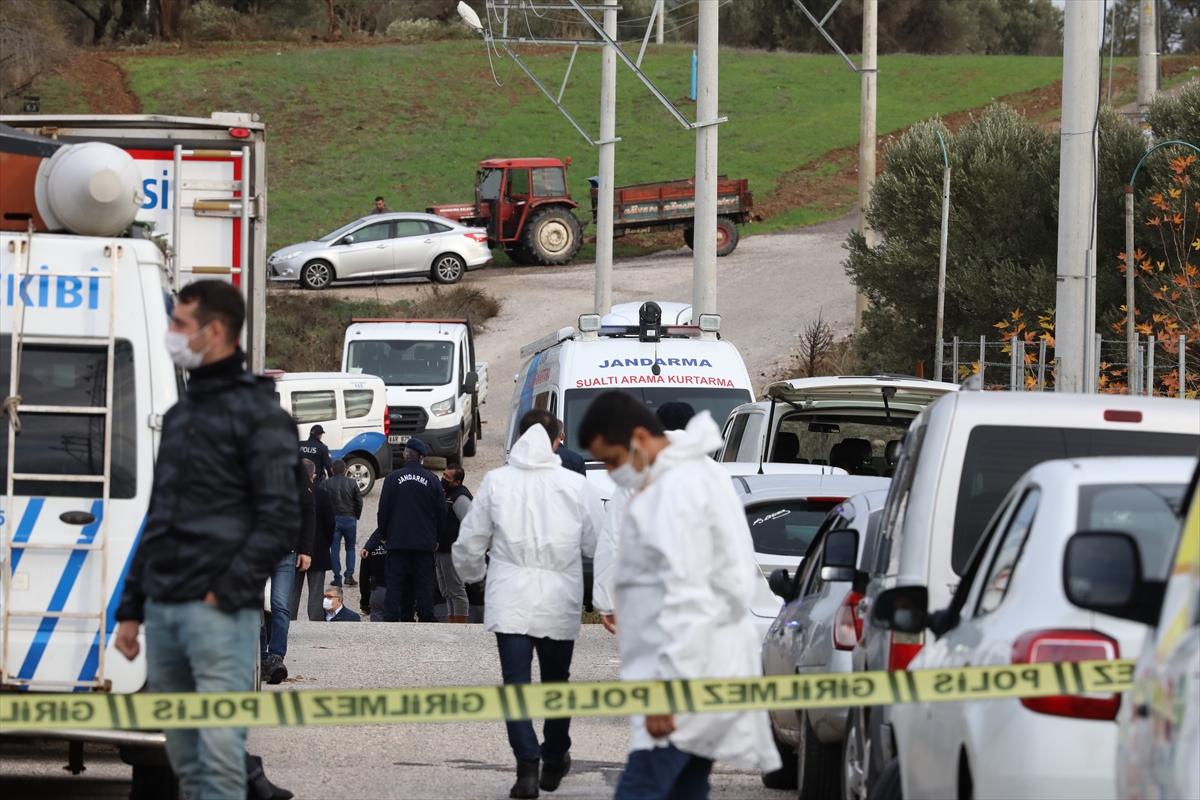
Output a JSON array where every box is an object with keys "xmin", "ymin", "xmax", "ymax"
[
  {"xmin": 437, "ymin": 483, "xmax": 473, "ymax": 549},
  {"xmin": 325, "ymin": 474, "xmax": 363, "ymax": 519},
  {"xmin": 558, "ymin": 447, "xmax": 587, "ymax": 475},
  {"xmin": 116, "ymin": 351, "xmax": 302, "ymax": 620},
  {"xmin": 376, "ymin": 460, "xmax": 446, "ymax": 551},
  {"xmin": 328, "ymin": 605, "xmax": 361, "ymax": 622},
  {"xmin": 299, "ymin": 436, "xmax": 333, "ymax": 480},
  {"xmin": 311, "ymin": 482, "xmax": 336, "ymax": 572}
]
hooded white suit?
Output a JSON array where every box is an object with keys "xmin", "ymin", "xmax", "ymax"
[
  {"xmin": 614, "ymin": 411, "xmax": 782, "ymax": 772},
  {"xmin": 453, "ymin": 424, "xmax": 604, "ymax": 640}
]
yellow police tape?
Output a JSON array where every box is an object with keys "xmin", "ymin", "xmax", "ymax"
[{"xmin": 0, "ymin": 659, "xmax": 1134, "ymax": 732}]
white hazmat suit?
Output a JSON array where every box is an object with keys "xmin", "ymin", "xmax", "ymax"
[
  {"xmin": 614, "ymin": 411, "xmax": 782, "ymax": 772},
  {"xmin": 453, "ymin": 424, "xmax": 604, "ymax": 640}
]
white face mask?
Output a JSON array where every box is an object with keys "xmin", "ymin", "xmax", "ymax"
[
  {"xmin": 164, "ymin": 324, "xmax": 212, "ymax": 370},
  {"xmin": 322, "ymin": 597, "xmax": 335, "ymax": 611},
  {"xmin": 609, "ymin": 442, "xmax": 648, "ymax": 490}
]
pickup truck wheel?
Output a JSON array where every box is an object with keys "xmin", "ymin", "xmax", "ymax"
[
  {"xmin": 344, "ymin": 456, "xmax": 376, "ymax": 495},
  {"xmin": 521, "ymin": 206, "xmax": 582, "ymax": 265},
  {"xmin": 299, "ymin": 259, "xmax": 333, "ymax": 290},
  {"xmin": 716, "ymin": 215, "xmax": 740, "ymax": 256},
  {"xmin": 683, "ymin": 227, "xmax": 695, "ymax": 249},
  {"xmin": 463, "ymin": 427, "xmax": 476, "ymax": 457},
  {"xmin": 431, "ymin": 253, "xmax": 465, "ymax": 284}
]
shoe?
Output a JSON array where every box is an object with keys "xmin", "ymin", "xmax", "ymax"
[
  {"xmin": 510, "ymin": 759, "xmax": 540, "ymax": 799},
  {"xmin": 539, "ymin": 753, "xmax": 570, "ymax": 792},
  {"xmin": 330, "ymin": 579, "xmax": 343, "ymax": 588},
  {"xmin": 247, "ymin": 753, "xmax": 294, "ymax": 800},
  {"xmin": 448, "ymin": 615, "xmax": 469, "ymax": 624},
  {"xmin": 264, "ymin": 656, "xmax": 288, "ymax": 685},
  {"xmin": 344, "ymin": 576, "xmax": 357, "ymax": 586}
]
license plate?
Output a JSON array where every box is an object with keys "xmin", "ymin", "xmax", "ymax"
[{"xmin": 388, "ymin": 435, "xmax": 410, "ymax": 445}]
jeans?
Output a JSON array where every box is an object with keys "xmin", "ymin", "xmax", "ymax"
[
  {"xmin": 289, "ymin": 568, "xmax": 327, "ymax": 622},
  {"xmin": 384, "ymin": 549, "xmax": 436, "ymax": 622},
  {"xmin": 145, "ymin": 599, "xmax": 258, "ymax": 800},
  {"xmin": 434, "ymin": 551, "xmax": 469, "ymax": 617},
  {"xmin": 260, "ymin": 551, "xmax": 295, "ymax": 661},
  {"xmin": 495, "ymin": 632, "xmax": 575, "ymax": 763},
  {"xmin": 332, "ymin": 516, "xmax": 357, "ymax": 580},
  {"xmin": 615, "ymin": 744, "xmax": 714, "ymax": 800}
]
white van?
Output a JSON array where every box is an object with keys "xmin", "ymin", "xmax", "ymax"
[
  {"xmin": 269, "ymin": 372, "xmax": 392, "ymax": 494},
  {"xmin": 506, "ymin": 301, "xmax": 754, "ymax": 482}
]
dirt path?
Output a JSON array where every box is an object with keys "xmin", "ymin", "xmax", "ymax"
[{"xmin": 53, "ymin": 52, "xmax": 141, "ymax": 114}]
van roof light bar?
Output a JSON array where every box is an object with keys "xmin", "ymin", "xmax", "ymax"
[
  {"xmin": 520, "ymin": 326, "xmax": 576, "ymax": 359},
  {"xmin": 348, "ymin": 318, "xmax": 469, "ymax": 325}
]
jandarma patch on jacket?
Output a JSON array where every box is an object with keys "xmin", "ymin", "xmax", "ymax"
[{"xmin": 0, "ymin": 659, "xmax": 1133, "ymax": 731}]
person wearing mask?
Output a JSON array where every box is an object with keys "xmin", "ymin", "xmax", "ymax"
[
  {"xmin": 376, "ymin": 438, "xmax": 446, "ymax": 622},
  {"xmin": 299, "ymin": 425, "xmax": 333, "ymax": 482},
  {"xmin": 325, "ymin": 459, "xmax": 363, "ymax": 588},
  {"xmin": 453, "ymin": 409, "xmax": 604, "ymax": 799},
  {"xmin": 578, "ymin": 391, "xmax": 781, "ymax": 798},
  {"xmin": 291, "ymin": 460, "xmax": 335, "ymax": 622},
  {"xmin": 436, "ymin": 463, "xmax": 472, "ymax": 623},
  {"xmin": 322, "ymin": 586, "xmax": 361, "ymax": 621},
  {"xmin": 261, "ymin": 457, "xmax": 315, "ymax": 685},
  {"xmin": 113, "ymin": 280, "xmax": 301, "ymax": 800},
  {"xmin": 372, "ymin": 196, "xmax": 394, "ymax": 214}
]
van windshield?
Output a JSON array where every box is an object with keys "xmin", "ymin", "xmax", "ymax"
[
  {"xmin": 562, "ymin": 387, "xmax": 753, "ymax": 457},
  {"xmin": 319, "ymin": 218, "xmax": 369, "ymax": 243},
  {"xmin": 347, "ymin": 340, "xmax": 454, "ymax": 387},
  {"xmin": 952, "ymin": 426, "xmax": 1200, "ymax": 575}
]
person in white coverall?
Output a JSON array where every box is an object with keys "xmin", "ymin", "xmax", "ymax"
[
  {"xmin": 579, "ymin": 390, "xmax": 781, "ymax": 799},
  {"xmin": 453, "ymin": 408, "xmax": 605, "ymax": 799}
]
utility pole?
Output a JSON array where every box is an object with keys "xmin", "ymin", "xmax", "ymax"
[
  {"xmin": 692, "ymin": 0, "xmax": 719, "ymax": 315},
  {"xmin": 656, "ymin": 0, "xmax": 664, "ymax": 44},
  {"xmin": 1138, "ymin": 0, "xmax": 1158, "ymax": 114},
  {"xmin": 1055, "ymin": 0, "xmax": 1102, "ymax": 393},
  {"xmin": 856, "ymin": 0, "xmax": 877, "ymax": 330},
  {"xmin": 594, "ymin": 0, "xmax": 618, "ymax": 314}
]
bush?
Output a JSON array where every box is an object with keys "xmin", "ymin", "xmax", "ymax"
[
  {"xmin": 384, "ymin": 17, "xmax": 473, "ymax": 43},
  {"xmin": 180, "ymin": 0, "xmax": 244, "ymax": 42}
]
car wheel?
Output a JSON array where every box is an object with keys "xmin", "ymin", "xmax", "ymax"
[
  {"xmin": 868, "ymin": 758, "xmax": 901, "ymax": 800},
  {"xmin": 762, "ymin": 728, "xmax": 798, "ymax": 789},
  {"xmin": 520, "ymin": 205, "xmax": 582, "ymax": 266},
  {"xmin": 299, "ymin": 259, "xmax": 333, "ymax": 290},
  {"xmin": 431, "ymin": 253, "xmax": 465, "ymax": 284},
  {"xmin": 716, "ymin": 215, "xmax": 740, "ymax": 256},
  {"xmin": 798, "ymin": 710, "xmax": 842, "ymax": 799},
  {"xmin": 344, "ymin": 456, "xmax": 376, "ymax": 495},
  {"xmin": 843, "ymin": 709, "xmax": 870, "ymax": 800}
]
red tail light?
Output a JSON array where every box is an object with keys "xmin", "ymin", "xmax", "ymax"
[
  {"xmin": 383, "ymin": 406, "xmax": 391, "ymax": 437},
  {"xmin": 465, "ymin": 232, "xmax": 488, "ymax": 243},
  {"xmin": 888, "ymin": 631, "xmax": 924, "ymax": 671},
  {"xmin": 834, "ymin": 591, "xmax": 865, "ymax": 650},
  {"xmin": 1012, "ymin": 629, "xmax": 1120, "ymax": 720}
]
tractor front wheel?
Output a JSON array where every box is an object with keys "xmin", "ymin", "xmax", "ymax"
[{"xmin": 520, "ymin": 206, "xmax": 583, "ymax": 266}]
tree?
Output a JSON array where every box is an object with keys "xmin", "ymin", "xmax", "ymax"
[{"xmin": 0, "ymin": 0, "xmax": 68, "ymax": 108}]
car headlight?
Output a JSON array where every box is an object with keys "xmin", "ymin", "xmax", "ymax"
[
  {"xmin": 431, "ymin": 396, "xmax": 455, "ymax": 417},
  {"xmin": 278, "ymin": 250, "xmax": 304, "ymax": 261}
]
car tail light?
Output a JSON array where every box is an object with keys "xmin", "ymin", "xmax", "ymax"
[
  {"xmin": 1012, "ymin": 629, "xmax": 1120, "ymax": 720},
  {"xmin": 888, "ymin": 631, "xmax": 924, "ymax": 671},
  {"xmin": 383, "ymin": 406, "xmax": 391, "ymax": 437},
  {"xmin": 465, "ymin": 232, "xmax": 488, "ymax": 243},
  {"xmin": 834, "ymin": 591, "xmax": 865, "ymax": 650}
]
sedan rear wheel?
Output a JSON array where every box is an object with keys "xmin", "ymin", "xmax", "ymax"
[
  {"xmin": 300, "ymin": 259, "xmax": 333, "ymax": 290},
  {"xmin": 797, "ymin": 710, "xmax": 841, "ymax": 799},
  {"xmin": 843, "ymin": 710, "xmax": 869, "ymax": 800},
  {"xmin": 431, "ymin": 253, "xmax": 465, "ymax": 284}
]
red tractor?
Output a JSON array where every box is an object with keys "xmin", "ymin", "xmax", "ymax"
[{"xmin": 428, "ymin": 157, "xmax": 583, "ymax": 266}]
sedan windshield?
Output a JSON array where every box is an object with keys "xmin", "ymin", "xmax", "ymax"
[
  {"xmin": 319, "ymin": 218, "xmax": 370, "ymax": 243},
  {"xmin": 346, "ymin": 340, "xmax": 454, "ymax": 387}
]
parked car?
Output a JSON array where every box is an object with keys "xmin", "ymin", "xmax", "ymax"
[
  {"xmin": 845, "ymin": 391, "xmax": 1200, "ymax": 800},
  {"xmin": 1065, "ymin": 462, "xmax": 1200, "ymax": 800},
  {"xmin": 268, "ymin": 212, "xmax": 492, "ymax": 289},
  {"xmin": 760, "ymin": 490, "xmax": 890, "ymax": 797},
  {"xmin": 873, "ymin": 456, "xmax": 1195, "ymax": 799}
]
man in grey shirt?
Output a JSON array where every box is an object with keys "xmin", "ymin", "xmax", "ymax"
[
  {"xmin": 436, "ymin": 463, "xmax": 472, "ymax": 623},
  {"xmin": 372, "ymin": 196, "xmax": 394, "ymax": 214}
]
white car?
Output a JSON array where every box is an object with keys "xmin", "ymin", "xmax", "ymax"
[
  {"xmin": 872, "ymin": 456, "xmax": 1196, "ymax": 800},
  {"xmin": 268, "ymin": 212, "xmax": 492, "ymax": 289}
]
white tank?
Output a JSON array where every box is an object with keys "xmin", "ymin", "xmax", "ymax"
[{"xmin": 34, "ymin": 141, "xmax": 144, "ymax": 236}]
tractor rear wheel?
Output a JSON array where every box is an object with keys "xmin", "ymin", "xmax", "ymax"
[{"xmin": 521, "ymin": 206, "xmax": 582, "ymax": 266}]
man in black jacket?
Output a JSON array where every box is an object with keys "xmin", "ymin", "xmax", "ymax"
[
  {"xmin": 436, "ymin": 463, "xmax": 473, "ymax": 623},
  {"xmin": 376, "ymin": 438, "xmax": 446, "ymax": 622},
  {"xmin": 291, "ymin": 460, "xmax": 335, "ymax": 621},
  {"xmin": 114, "ymin": 281, "xmax": 301, "ymax": 800},
  {"xmin": 325, "ymin": 459, "xmax": 363, "ymax": 588},
  {"xmin": 299, "ymin": 424, "xmax": 333, "ymax": 482}
]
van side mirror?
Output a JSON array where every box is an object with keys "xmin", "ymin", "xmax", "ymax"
[
  {"xmin": 1062, "ymin": 531, "xmax": 1164, "ymax": 626},
  {"xmin": 342, "ymin": 234, "xmax": 355, "ymax": 245},
  {"xmin": 463, "ymin": 370, "xmax": 479, "ymax": 394},
  {"xmin": 768, "ymin": 568, "xmax": 794, "ymax": 601},
  {"xmin": 820, "ymin": 529, "xmax": 861, "ymax": 583},
  {"xmin": 871, "ymin": 585, "xmax": 929, "ymax": 633}
]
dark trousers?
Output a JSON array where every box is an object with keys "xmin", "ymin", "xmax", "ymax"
[
  {"xmin": 615, "ymin": 744, "xmax": 714, "ymax": 800},
  {"xmin": 495, "ymin": 632, "xmax": 575, "ymax": 763},
  {"xmin": 383, "ymin": 549, "xmax": 435, "ymax": 622},
  {"xmin": 289, "ymin": 568, "xmax": 326, "ymax": 622}
]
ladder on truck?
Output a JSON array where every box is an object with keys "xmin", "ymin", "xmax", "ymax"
[
  {"xmin": 1, "ymin": 236, "xmax": 120, "ymax": 691},
  {"xmin": 169, "ymin": 144, "xmax": 251, "ymax": 296}
]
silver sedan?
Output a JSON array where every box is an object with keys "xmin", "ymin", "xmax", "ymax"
[{"xmin": 268, "ymin": 212, "xmax": 492, "ymax": 289}]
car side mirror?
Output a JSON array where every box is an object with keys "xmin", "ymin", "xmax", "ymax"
[
  {"xmin": 342, "ymin": 234, "xmax": 355, "ymax": 245},
  {"xmin": 768, "ymin": 568, "xmax": 794, "ymax": 601},
  {"xmin": 820, "ymin": 529, "xmax": 860, "ymax": 582},
  {"xmin": 1062, "ymin": 531, "xmax": 1164, "ymax": 626},
  {"xmin": 870, "ymin": 585, "xmax": 929, "ymax": 634},
  {"xmin": 463, "ymin": 370, "xmax": 479, "ymax": 394}
]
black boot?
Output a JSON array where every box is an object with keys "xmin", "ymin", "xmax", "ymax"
[
  {"xmin": 245, "ymin": 753, "xmax": 294, "ymax": 800},
  {"xmin": 510, "ymin": 759, "xmax": 540, "ymax": 799},
  {"xmin": 540, "ymin": 752, "xmax": 571, "ymax": 792}
]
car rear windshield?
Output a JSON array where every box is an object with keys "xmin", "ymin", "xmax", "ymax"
[
  {"xmin": 952, "ymin": 426, "xmax": 1200, "ymax": 575},
  {"xmin": 1078, "ymin": 482, "xmax": 1187, "ymax": 580},
  {"xmin": 563, "ymin": 386, "xmax": 753, "ymax": 458},
  {"xmin": 346, "ymin": 340, "xmax": 454, "ymax": 387},
  {"xmin": 745, "ymin": 499, "xmax": 842, "ymax": 556}
]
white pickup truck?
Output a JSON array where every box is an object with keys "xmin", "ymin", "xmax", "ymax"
[{"xmin": 342, "ymin": 318, "xmax": 487, "ymax": 463}]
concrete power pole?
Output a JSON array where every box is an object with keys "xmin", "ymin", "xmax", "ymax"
[
  {"xmin": 1137, "ymin": 0, "xmax": 1158, "ymax": 114},
  {"xmin": 1055, "ymin": 1, "xmax": 1102, "ymax": 393},
  {"xmin": 856, "ymin": 0, "xmax": 877, "ymax": 330},
  {"xmin": 594, "ymin": 0, "xmax": 618, "ymax": 314},
  {"xmin": 656, "ymin": 0, "xmax": 664, "ymax": 44},
  {"xmin": 691, "ymin": 0, "xmax": 719, "ymax": 316}
]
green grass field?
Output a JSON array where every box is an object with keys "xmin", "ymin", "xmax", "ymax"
[{"xmin": 109, "ymin": 43, "xmax": 1065, "ymax": 251}]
